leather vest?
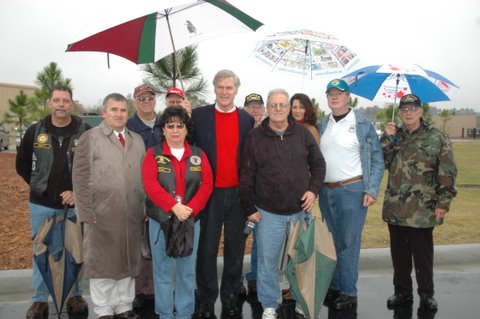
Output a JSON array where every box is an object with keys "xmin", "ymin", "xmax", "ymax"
[
  {"xmin": 30, "ymin": 120, "xmax": 86, "ymax": 196},
  {"xmin": 146, "ymin": 144, "xmax": 202, "ymax": 223}
]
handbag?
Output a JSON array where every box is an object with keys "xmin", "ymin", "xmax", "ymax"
[{"xmin": 160, "ymin": 215, "xmax": 194, "ymax": 258}]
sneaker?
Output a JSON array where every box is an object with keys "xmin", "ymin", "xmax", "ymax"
[
  {"xmin": 294, "ymin": 304, "xmax": 305, "ymax": 318},
  {"xmin": 26, "ymin": 301, "xmax": 49, "ymax": 319},
  {"xmin": 262, "ymin": 307, "xmax": 277, "ymax": 319}
]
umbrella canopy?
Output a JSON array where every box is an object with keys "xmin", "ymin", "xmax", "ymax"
[
  {"xmin": 66, "ymin": 0, "xmax": 263, "ymax": 64},
  {"xmin": 342, "ymin": 64, "xmax": 459, "ymax": 104},
  {"xmin": 285, "ymin": 217, "xmax": 337, "ymax": 319},
  {"xmin": 253, "ymin": 29, "xmax": 360, "ymax": 80},
  {"xmin": 33, "ymin": 209, "xmax": 84, "ymax": 318}
]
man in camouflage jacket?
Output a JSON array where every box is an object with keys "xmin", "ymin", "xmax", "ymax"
[{"xmin": 380, "ymin": 94, "xmax": 457, "ymax": 312}]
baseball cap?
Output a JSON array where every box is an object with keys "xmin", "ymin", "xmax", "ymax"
[
  {"xmin": 134, "ymin": 84, "xmax": 155, "ymax": 97},
  {"xmin": 326, "ymin": 79, "xmax": 350, "ymax": 93},
  {"xmin": 166, "ymin": 87, "xmax": 186, "ymax": 99},
  {"xmin": 399, "ymin": 94, "xmax": 421, "ymax": 108},
  {"xmin": 244, "ymin": 93, "xmax": 264, "ymax": 106}
]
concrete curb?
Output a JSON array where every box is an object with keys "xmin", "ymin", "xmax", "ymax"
[{"xmin": 1, "ymin": 244, "xmax": 479, "ymax": 298}]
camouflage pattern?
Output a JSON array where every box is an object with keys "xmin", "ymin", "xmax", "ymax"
[{"xmin": 380, "ymin": 120, "xmax": 457, "ymax": 228}]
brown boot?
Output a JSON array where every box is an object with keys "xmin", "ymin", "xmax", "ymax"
[
  {"xmin": 66, "ymin": 296, "xmax": 89, "ymax": 318},
  {"xmin": 26, "ymin": 301, "xmax": 48, "ymax": 319}
]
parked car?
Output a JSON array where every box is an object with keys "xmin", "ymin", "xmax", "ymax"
[{"xmin": 0, "ymin": 125, "xmax": 10, "ymax": 151}]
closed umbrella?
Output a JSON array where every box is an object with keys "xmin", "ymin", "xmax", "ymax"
[
  {"xmin": 284, "ymin": 216, "xmax": 337, "ymax": 319},
  {"xmin": 33, "ymin": 206, "xmax": 84, "ymax": 319}
]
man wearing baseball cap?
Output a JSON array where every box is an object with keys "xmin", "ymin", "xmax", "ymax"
[
  {"xmin": 165, "ymin": 87, "xmax": 192, "ymax": 116},
  {"xmin": 317, "ymin": 78, "xmax": 384, "ymax": 311},
  {"xmin": 381, "ymin": 94, "xmax": 457, "ymax": 312},
  {"xmin": 127, "ymin": 84, "xmax": 161, "ymax": 312},
  {"xmin": 243, "ymin": 93, "xmax": 265, "ymax": 128}
]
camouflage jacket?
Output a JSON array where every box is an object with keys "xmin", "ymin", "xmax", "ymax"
[{"xmin": 380, "ymin": 120, "xmax": 457, "ymax": 228}]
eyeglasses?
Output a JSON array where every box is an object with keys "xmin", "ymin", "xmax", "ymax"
[
  {"xmin": 268, "ymin": 103, "xmax": 289, "ymax": 109},
  {"xmin": 135, "ymin": 96, "xmax": 155, "ymax": 102},
  {"xmin": 245, "ymin": 104, "xmax": 264, "ymax": 110},
  {"xmin": 400, "ymin": 106, "xmax": 420, "ymax": 113},
  {"xmin": 165, "ymin": 123, "xmax": 186, "ymax": 130}
]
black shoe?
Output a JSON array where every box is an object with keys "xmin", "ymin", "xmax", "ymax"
[
  {"xmin": 221, "ymin": 304, "xmax": 241, "ymax": 318},
  {"xmin": 197, "ymin": 303, "xmax": 216, "ymax": 319},
  {"xmin": 419, "ymin": 294, "xmax": 438, "ymax": 312},
  {"xmin": 324, "ymin": 288, "xmax": 341, "ymax": 307},
  {"xmin": 333, "ymin": 294, "xmax": 357, "ymax": 311},
  {"xmin": 113, "ymin": 310, "xmax": 140, "ymax": 319},
  {"xmin": 26, "ymin": 302, "xmax": 49, "ymax": 319},
  {"xmin": 132, "ymin": 294, "xmax": 145, "ymax": 309},
  {"xmin": 66, "ymin": 296, "xmax": 89, "ymax": 319},
  {"xmin": 387, "ymin": 292, "xmax": 414, "ymax": 309}
]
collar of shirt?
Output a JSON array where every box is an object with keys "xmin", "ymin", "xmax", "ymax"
[
  {"xmin": 114, "ymin": 129, "xmax": 126, "ymax": 138},
  {"xmin": 215, "ymin": 103, "xmax": 237, "ymax": 113}
]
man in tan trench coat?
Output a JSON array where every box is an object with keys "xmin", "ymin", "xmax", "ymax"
[{"xmin": 73, "ymin": 93, "xmax": 146, "ymax": 319}]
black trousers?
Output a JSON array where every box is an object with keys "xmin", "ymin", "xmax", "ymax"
[
  {"xmin": 196, "ymin": 187, "xmax": 247, "ymax": 307},
  {"xmin": 388, "ymin": 224, "xmax": 435, "ymax": 296}
]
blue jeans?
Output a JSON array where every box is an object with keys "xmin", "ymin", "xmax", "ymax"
[
  {"xmin": 29, "ymin": 203, "xmax": 82, "ymax": 302},
  {"xmin": 255, "ymin": 208, "xmax": 306, "ymax": 309},
  {"xmin": 319, "ymin": 181, "xmax": 367, "ymax": 296},
  {"xmin": 149, "ymin": 218, "xmax": 200, "ymax": 319}
]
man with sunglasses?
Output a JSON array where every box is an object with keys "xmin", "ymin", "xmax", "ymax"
[
  {"xmin": 381, "ymin": 94, "xmax": 457, "ymax": 312},
  {"xmin": 165, "ymin": 87, "xmax": 192, "ymax": 116}
]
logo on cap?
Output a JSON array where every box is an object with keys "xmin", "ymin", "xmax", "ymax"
[
  {"xmin": 399, "ymin": 94, "xmax": 421, "ymax": 107},
  {"xmin": 326, "ymin": 79, "xmax": 350, "ymax": 93}
]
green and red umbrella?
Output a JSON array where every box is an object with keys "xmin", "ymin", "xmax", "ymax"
[{"xmin": 66, "ymin": 0, "xmax": 263, "ymax": 65}]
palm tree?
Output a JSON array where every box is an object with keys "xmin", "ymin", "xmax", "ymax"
[
  {"xmin": 33, "ymin": 62, "xmax": 73, "ymax": 111},
  {"xmin": 349, "ymin": 96, "xmax": 359, "ymax": 108},
  {"xmin": 310, "ymin": 97, "xmax": 325, "ymax": 123},
  {"xmin": 141, "ymin": 45, "xmax": 208, "ymax": 105},
  {"xmin": 2, "ymin": 90, "xmax": 39, "ymax": 139},
  {"xmin": 438, "ymin": 109, "xmax": 452, "ymax": 132}
]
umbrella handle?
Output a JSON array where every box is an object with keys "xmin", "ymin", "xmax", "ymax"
[
  {"xmin": 391, "ymin": 73, "xmax": 401, "ymax": 122},
  {"xmin": 165, "ymin": 13, "xmax": 185, "ymax": 91}
]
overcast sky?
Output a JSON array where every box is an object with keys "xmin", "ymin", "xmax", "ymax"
[{"xmin": 1, "ymin": 0, "xmax": 479, "ymax": 112}]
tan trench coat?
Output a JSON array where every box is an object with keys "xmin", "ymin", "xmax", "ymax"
[{"xmin": 73, "ymin": 122, "xmax": 146, "ymax": 279}]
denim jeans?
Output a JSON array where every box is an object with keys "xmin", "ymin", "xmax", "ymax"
[
  {"xmin": 255, "ymin": 208, "xmax": 306, "ymax": 309},
  {"xmin": 29, "ymin": 203, "xmax": 82, "ymax": 302},
  {"xmin": 319, "ymin": 181, "xmax": 367, "ymax": 296},
  {"xmin": 149, "ymin": 218, "xmax": 200, "ymax": 319}
]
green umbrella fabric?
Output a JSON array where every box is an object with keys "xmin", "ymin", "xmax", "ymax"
[{"xmin": 285, "ymin": 216, "xmax": 337, "ymax": 319}]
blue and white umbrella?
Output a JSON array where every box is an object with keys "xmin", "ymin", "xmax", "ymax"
[{"xmin": 342, "ymin": 64, "xmax": 459, "ymax": 105}]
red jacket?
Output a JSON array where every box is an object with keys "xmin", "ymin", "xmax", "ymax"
[{"xmin": 142, "ymin": 141, "xmax": 213, "ymax": 217}]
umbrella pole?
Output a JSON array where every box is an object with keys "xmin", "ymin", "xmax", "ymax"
[
  {"xmin": 391, "ymin": 73, "xmax": 400, "ymax": 122},
  {"xmin": 165, "ymin": 14, "xmax": 185, "ymax": 91}
]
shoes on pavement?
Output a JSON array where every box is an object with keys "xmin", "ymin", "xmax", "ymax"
[
  {"xmin": 386, "ymin": 292, "xmax": 413, "ymax": 309},
  {"xmin": 419, "ymin": 294, "xmax": 438, "ymax": 312},
  {"xmin": 66, "ymin": 295, "xmax": 89, "ymax": 318},
  {"xmin": 197, "ymin": 303, "xmax": 217, "ymax": 319},
  {"xmin": 324, "ymin": 288, "xmax": 341, "ymax": 308},
  {"xmin": 221, "ymin": 304, "xmax": 242, "ymax": 318},
  {"xmin": 114, "ymin": 310, "xmax": 140, "ymax": 318},
  {"xmin": 333, "ymin": 294, "xmax": 357, "ymax": 311},
  {"xmin": 262, "ymin": 307, "xmax": 277, "ymax": 319},
  {"xmin": 26, "ymin": 301, "xmax": 49, "ymax": 319}
]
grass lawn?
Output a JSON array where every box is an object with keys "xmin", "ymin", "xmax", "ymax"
[{"xmin": 315, "ymin": 140, "xmax": 480, "ymax": 249}]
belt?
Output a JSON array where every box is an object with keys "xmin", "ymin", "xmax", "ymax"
[{"xmin": 325, "ymin": 176, "xmax": 363, "ymax": 189}]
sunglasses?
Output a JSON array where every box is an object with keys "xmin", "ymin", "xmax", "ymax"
[
  {"xmin": 165, "ymin": 123, "xmax": 186, "ymax": 130},
  {"xmin": 135, "ymin": 96, "xmax": 155, "ymax": 102}
]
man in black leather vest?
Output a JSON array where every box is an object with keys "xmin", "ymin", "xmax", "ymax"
[{"xmin": 16, "ymin": 85, "xmax": 90, "ymax": 319}]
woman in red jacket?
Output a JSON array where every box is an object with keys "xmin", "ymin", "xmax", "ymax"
[{"xmin": 142, "ymin": 106, "xmax": 213, "ymax": 319}]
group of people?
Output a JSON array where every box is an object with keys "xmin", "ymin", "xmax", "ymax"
[{"xmin": 16, "ymin": 69, "xmax": 457, "ymax": 319}]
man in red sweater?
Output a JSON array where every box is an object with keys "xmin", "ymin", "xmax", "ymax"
[{"xmin": 191, "ymin": 70, "xmax": 254, "ymax": 319}]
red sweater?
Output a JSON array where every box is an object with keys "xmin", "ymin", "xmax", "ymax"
[
  {"xmin": 215, "ymin": 110, "xmax": 239, "ymax": 187},
  {"xmin": 142, "ymin": 141, "xmax": 213, "ymax": 217}
]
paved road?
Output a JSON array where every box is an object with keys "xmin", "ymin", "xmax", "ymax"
[{"xmin": 1, "ymin": 244, "xmax": 480, "ymax": 319}]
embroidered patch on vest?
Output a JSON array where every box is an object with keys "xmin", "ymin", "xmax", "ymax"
[{"xmin": 190, "ymin": 155, "xmax": 201, "ymax": 165}]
